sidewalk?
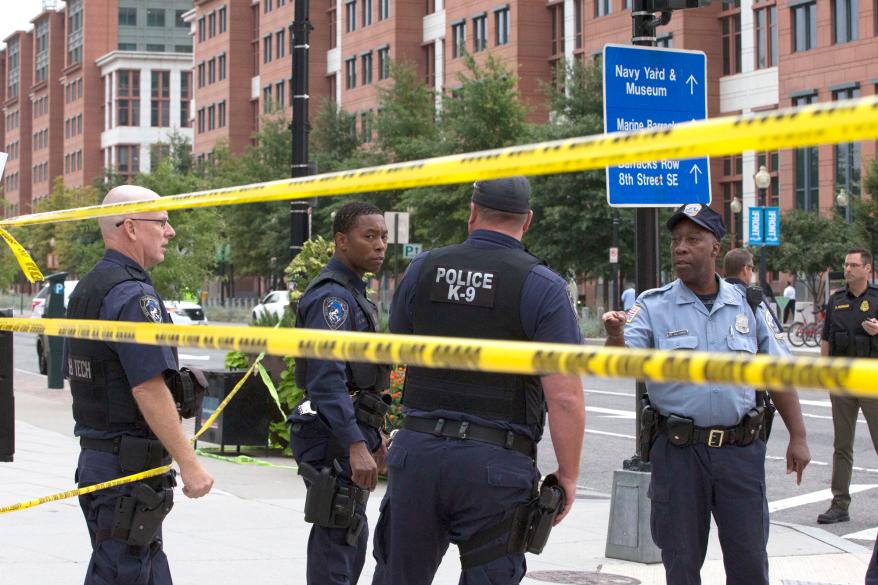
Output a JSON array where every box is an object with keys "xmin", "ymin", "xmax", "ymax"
[{"xmin": 1, "ymin": 376, "xmax": 872, "ymax": 585}]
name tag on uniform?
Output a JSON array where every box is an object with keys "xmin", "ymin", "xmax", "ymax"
[
  {"xmin": 429, "ymin": 265, "xmax": 497, "ymax": 307},
  {"xmin": 666, "ymin": 329, "xmax": 688, "ymax": 338},
  {"xmin": 836, "ymin": 303, "xmax": 850, "ymax": 310}
]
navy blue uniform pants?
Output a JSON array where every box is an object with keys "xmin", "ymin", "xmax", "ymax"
[
  {"xmin": 371, "ymin": 429, "xmax": 539, "ymax": 585},
  {"xmin": 290, "ymin": 420, "xmax": 370, "ymax": 585},
  {"xmin": 76, "ymin": 448, "xmax": 173, "ymax": 585},
  {"xmin": 649, "ymin": 434, "xmax": 769, "ymax": 585},
  {"xmin": 867, "ymin": 536, "xmax": 878, "ymax": 585}
]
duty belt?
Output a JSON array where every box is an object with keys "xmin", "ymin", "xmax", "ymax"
[
  {"xmin": 656, "ymin": 416, "xmax": 756, "ymax": 448},
  {"xmin": 403, "ymin": 416, "xmax": 535, "ymax": 458},
  {"xmin": 80, "ymin": 435, "xmax": 168, "ymax": 474}
]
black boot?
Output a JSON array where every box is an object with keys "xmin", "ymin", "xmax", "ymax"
[{"xmin": 817, "ymin": 504, "xmax": 850, "ymax": 524}]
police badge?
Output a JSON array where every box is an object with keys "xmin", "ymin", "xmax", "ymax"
[
  {"xmin": 139, "ymin": 295, "xmax": 164, "ymax": 323},
  {"xmin": 861, "ymin": 299, "xmax": 870, "ymax": 312},
  {"xmin": 323, "ymin": 297, "xmax": 349, "ymax": 329}
]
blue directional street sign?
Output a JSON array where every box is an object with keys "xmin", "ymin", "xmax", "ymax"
[
  {"xmin": 603, "ymin": 44, "xmax": 710, "ymax": 207},
  {"xmin": 747, "ymin": 206, "xmax": 780, "ymax": 246},
  {"xmin": 748, "ymin": 207, "xmax": 763, "ymax": 245}
]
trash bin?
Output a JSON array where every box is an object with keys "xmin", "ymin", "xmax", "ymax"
[
  {"xmin": 195, "ymin": 369, "xmax": 277, "ymax": 453},
  {"xmin": 43, "ymin": 272, "xmax": 67, "ymax": 390}
]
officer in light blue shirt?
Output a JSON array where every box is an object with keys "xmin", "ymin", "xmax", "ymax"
[{"xmin": 603, "ymin": 203, "xmax": 810, "ymax": 585}]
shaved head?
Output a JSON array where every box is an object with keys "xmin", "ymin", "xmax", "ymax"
[
  {"xmin": 99, "ymin": 185, "xmax": 162, "ymax": 237},
  {"xmin": 100, "ymin": 185, "xmax": 175, "ymax": 269}
]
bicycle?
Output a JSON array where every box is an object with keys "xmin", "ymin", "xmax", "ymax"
[{"xmin": 787, "ymin": 305, "xmax": 825, "ymax": 348}]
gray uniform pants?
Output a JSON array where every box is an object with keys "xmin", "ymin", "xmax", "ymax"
[{"xmin": 829, "ymin": 395, "xmax": 878, "ymax": 510}]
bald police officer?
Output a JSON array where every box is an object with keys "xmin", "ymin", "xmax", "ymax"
[
  {"xmin": 603, "ymin": 204, "xmax": 810, "ymax": 585},
  {"xmin": 371, "ymin": 176, "xmax": 585, "ymax": 585},
  {"xmin": 66, "ymin": 185, "xmax": 213, "ymax": 585},
  {"xmin": 287, "ymin": 202, "xmax": 390, "ymax": 585}
]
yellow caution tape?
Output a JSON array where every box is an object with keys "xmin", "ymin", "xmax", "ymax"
[
  {"xmin": 1, "ymin": 316, "xmax": 875, "ymax": 396},
  {"xmin": 0, "ymin": 227, "xmax": 44, "ymax": 283},
  {"xmin": 1, "ymin": 96, "xmax": 878, "ymax": 229},
  {"xmin": 0, "ymin": 465, "xmax": 172, "ymax": 514}
]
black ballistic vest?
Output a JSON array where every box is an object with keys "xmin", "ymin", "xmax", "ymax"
[
  {"xmin": 294, "ymin": 268, "xmax": 391, "ymax": 393},
  {"xmin": 827, "ymin": 284, "xmax": 878, "ymax": 358},
  {"xmin": 66, "ymin": 263, "xmax": 173, "ymax": 434},
  {"xmin": 402, "ymin": 243, "xmax": 546, "ymax": 426}
]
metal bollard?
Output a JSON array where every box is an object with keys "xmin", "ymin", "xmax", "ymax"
[{"xmin": 0, "ymin": 308, "xmax": 14, "ymax": 462}]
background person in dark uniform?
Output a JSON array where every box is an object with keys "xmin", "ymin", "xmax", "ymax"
[
  {"xmin": 603, "ymin": 204, "xmax": 809, "ymax": 585},
  {"xmin": 66, "ymin": 185, "xmax": 213, "ymax": 585},
  {"xmin": 371, "ymin": 176, "xmax": 586, "ymax": 585},
  {"xmin": 287, "ymin": 202, "xmax": 389, "ymax": 585},
  {"xmin": 723, "ymin": 247, "xmax": 783, "ymax": 332},
  {"xmin": 818, "ymin": 248, "xmax": 878, "ymax": 525}
]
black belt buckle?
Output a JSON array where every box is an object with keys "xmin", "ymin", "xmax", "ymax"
[{"xmin": 707, "ymin": 429, "xmax": 725, "ymax": 448}]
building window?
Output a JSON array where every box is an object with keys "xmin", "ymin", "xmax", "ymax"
[
  {"xmin": 596, "ymin": 0, "xmax": 611, "ymax": 17},
  {"xmin": 452, "ymin": 21, "xmax": 466, "ymax": 58},
  {"xmin": 656, "ymin": 33, "xmax": 673, "ymax": 47},
  {"xmin": 276, "ymin": 81, "xmax": 285, "ymax": 107},
  {"xmin": 329, "ymin": 74, "xmax": 337, "ymax": 102},
  {"xmin": 146, "ymin": 44, "xmax": 165, "ymax": 52},
  {"xmin": 198, "ymin": 62, "xmax": 206, "ymax": 87},
  {"xmin": 574, "ymin": 0, "xmax": 582, "ymax": 48},
  {"xmin": 219, "ymin": 54, "xmax": 227, "ymax": 81},
  {"xmin": 117, "ymin": 145, "xmax": 140, "ymax": 181},
  {"xmin": 346, "ymin": 1, "xmax": 357, "ymax": 32},
  {"xmin": 426, "ymin": 0, "xmax": 435, "ymax": 14},
  {"xmin": 276, "ymin": 29, "xmax": 286, "ymax": 59},
  {"xmin": 793, "ymin": 93, "xmax": 819, "ymax": 211},
  {"xmin": 209, "ymin": 11, "xmax": 217, "ymax": 37},
  {"xmin": 473, "ymin": 14, "xmax": 487, "ymax": 52},
  {"xmin": 151, "ymin": 144, "xmax": 171, "ymax": 167},
  {"xmin": 379, "ymin": 0, "xmax": 390, "ymax": 20},
  {"xmin": 198, "ymin": 17, "xmax": 206, "ymax": 42},
  {"xmin": 262, "ymin": 86, "xmax": 272, "ymax": 113},
  {"xmin": 423, "ymin": 43, "xmax": 435, "ymax": 86},
  {"xmin": 378, "ymin": 46, "xmax": 390, "ymax": 80},
  {"xmin": 265, "ymin": 0, "xmax": 273, "ymax": 12},
  {"xmin": 175, "ymin": 44, "xmax": 191, "ymax": 52},
  {"xmin": 147, "ymin": 8, "xmax": 166, "ymax": 27},
  {"xmin": 119, "ymin": 7, "xmax": 137, "ymax": 26},
  {"xmin": 756, "ymin": 151, "xmax": 781, "ymax": 207},
  {"xmin": 35, "ymin": 20, "xmax": 49, "ymax": 83},
  {"xmin": 361, "ymin": 111, "xmax": 373, "ymax": 143},
  {"xmin": 181, "ymin": 71, "xmax": 191, "ymax": 127},
  {"xmin": 264, "ymin": 35, "xmax": 273, "ymax": 63},
  {"xmin": 119, "ymin": 42, "xmax": 137, "ymax": 50},
  {"xmin": 792, "ymin": 1, "xmax": 817, "ymax": 52},
  {"xmin": 6, "ymin": 38, "xmax": 18, "ymax": 99},
  {"xmin": 550, "ymin": 4, "xmax": 564, "ymax": 56},
  {"xmin": 197, "ymin": 108, "xmax": 205, "ymax": 133},
  {"xmin": 361, "ymin": 52, "xmax": 373, "ymax": 85},
  {"xmin": 495, "ymin": 7, "xmax": 510, "ymax": 46},
  {"xmin": 176, "ymin": 9, "xmax": 188, "ymax": 28},
  {"xmin": 363, "ymin": 0, "xmax": 372, "ymax": 26},
  {"xmin": 754, "ymin": 5, "xmax": 777, "ymax": 69},
  {"xmin": 834, "ymin": 86, "xmax": 861, "ymax": 219},
  {"xmin": 117, "ymin": 70, "xmax": 140, "ymax": 127},
  {"xmin": 219, "ymin": 100, "xmax": 226, "ymax": 128},
  {"xmin": 833, "ymin": 0, "xmax": 858, "ymax": 43},
  {"xmin": 329, "ymin": 7, "xmax": 337, "ymax": 48},
  {"xmin": 151, "ymin": 71, "xmax": 170, "ymax": 127},
  {"xmin": 346, "ymin": 57, "xmax": 357, "ymax": 89},
  {"xmin": 219, "ymin": 7, "xmax": 227, "ymax": 33},
  {"xmin": 721, "ymin": 9, "xmax": 742, "ymax": 75},
  {"xmin": 67, "ymin": 0, "xmax": 83, "ymax": 65},
  {"xmin": 208, "ymin": 105, "xmax": 216, "ymax": 130},
  {"xmin": 208, "ymin": 58, "xmax": 216, "ymax": 84}
]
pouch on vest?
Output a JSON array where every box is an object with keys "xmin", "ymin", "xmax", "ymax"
[
  {"xmin": 855, "ymin": 335, "xmax": 871, "ymax": 357},
  {"xmin": 165, "ymin": 367, "xmax": 208, "ymax": 419},
  {"xmin": 834, "ymin": 332, "xmax": 850, "ymax": 355},
  {"xmin": 665, "ymin": 414, "xmax": 695, "ymax": 446},
  {"xmin": 118, "ymin": 436, "xmax": 166, "ymax": 473}
]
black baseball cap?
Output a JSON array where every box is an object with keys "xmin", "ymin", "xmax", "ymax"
[
  {"xmin": 472, "ymin": 176, "xmax": 532, "ymax": 213},
  {"xmin": 666, "ymin": 203, "xmax": 727, "ymax": 240}
]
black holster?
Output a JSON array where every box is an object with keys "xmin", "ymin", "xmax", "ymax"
[
  {"xmin": 299, "ymin": 461, "xmax": 369, "ymax": 546},
  {"xmin": 639, "ymin": 394, "xmax": 659, "ymax": 463},
  {"xmin": 459, "ymin": 474, "xmax": 566, "ymax": 569},
  {"xmin": 353, "ymin": 391, "xmax": 391, "ymax": 431},
  {"xmin": 164, "ymin": 367, "xmax": 208, "ymax": 419},
  {"xmin": 111, "ymin": 480, "xmax": 175, "ymax": 546},
  {"xmin": 757, "ymin": 391, "xmax": 776, "ymax": 442}
]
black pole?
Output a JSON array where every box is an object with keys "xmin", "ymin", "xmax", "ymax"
[
  {"xmin": 290, "ymin": 0, "xmax": 313, "ymax": 258},
  {"xmin": 624, "ymin": 0, "xmax": 662, "ymax": 472},
  {"xmin": 612, "ymin": 208, "xmax": 621, "ymax": 311},
  {"xmin": 759, "ymin": 186, "xmax": 768, "ymax": 296},
  {"xmin": 0, "ymin": 308, "xmax": 14, "ymax": 462}
]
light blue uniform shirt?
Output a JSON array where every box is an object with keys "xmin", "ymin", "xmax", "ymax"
[{"xmin": 624, "ymin": 275, "xmax": 790, "ymax": 427}]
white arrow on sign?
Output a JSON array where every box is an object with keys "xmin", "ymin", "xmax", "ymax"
[
  {"xmin": 689, "ymin": 164, "xmax": 702, "ymax": 184},
  {"xmin": 686, "ymin": 74, "xmax": 698, "ymax": 95}
]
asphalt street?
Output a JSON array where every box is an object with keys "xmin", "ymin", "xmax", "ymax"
[{"xmin": 10, "ymin": 330, "xmax": 878, "ymax": 553}]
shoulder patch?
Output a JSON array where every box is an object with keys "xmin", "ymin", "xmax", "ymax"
[
  {"xmin": 139, "ymin": 295, "xmax": 164, "ymax": 323},
  {"xmin": 626, "ymin": 304, "xmax": 641, "ymax": 323},
  {"xmin": 322, "ymin": 296, "xmax": 350, "ymax": 329}
]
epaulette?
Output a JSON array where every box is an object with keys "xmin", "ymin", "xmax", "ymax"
[{"xmin": 638, "ymin": 281, "xmax": 675, "ymax": 300}]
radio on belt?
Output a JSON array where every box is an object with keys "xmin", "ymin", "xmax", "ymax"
[{"xmin": 430, "ymin": 265, "xmax": 497, "ymax": 307}]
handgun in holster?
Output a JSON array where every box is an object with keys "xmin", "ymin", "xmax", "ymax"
[
  {"xmin": 164, "ymin": 367, "xmax": 208, "ymax": 419},
  {"xmin": 639, "ymin": 394, "xmax": 659, "ymax": 463},
  {"xmin": 299, "ymin": 461, "xmax": 369, "ymax": 546},
  {"xmin": 112, "ymin": 482, "xmax": 175, "ymax": 547}
]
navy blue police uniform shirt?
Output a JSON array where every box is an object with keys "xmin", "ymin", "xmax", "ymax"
[
  {"xmin": 390, "ymin": 229, "xmax": 583, "ymax": 441},
  {"xmin": 68, "ymin": 249, "xmax": 178, "ymax": 439},
  {"xmin": 297, "ymin": 257, "xmax": 380, "ymax": 451}
]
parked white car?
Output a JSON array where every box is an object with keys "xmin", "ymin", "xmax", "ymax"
[
  {"xmin": 164, "ymin": 300, "xmax": 208, "ymax": 325},
  {"xmin": 31, "ymin": 280, "xmax": 79, "ymax": 318},
  {"xmin": 251, "ymin": 290, "xmax": 290, "ymax": 321}
]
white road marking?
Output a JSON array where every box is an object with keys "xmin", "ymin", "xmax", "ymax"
[
  {"xmin": 584, "ymin": 389, "xmax": 635, "ymax": 398},
  {"xmin": 586, "ymin": 429, "xmax": 636, "ymax": 440},
  {"xmin": 843, "ymin": 527, "xmax": 878, "ymax": 540},
  {"xmin": 768, "ymin": 485, "xmax": 878, "ymax": 513},
  {"xmin": 179, "ymin": 354, "xmax": 211, "ymax": 361},
  {"xmin": 586, "ymin": 406, "xmax": 637, "ymax": 419},
  {"xmin": 799, "ymin": 399, "xmax": 832, "ymax": 408},
  {"xmin": 14, "ymin": 368, "xmax": 42, "ymax": 377}
]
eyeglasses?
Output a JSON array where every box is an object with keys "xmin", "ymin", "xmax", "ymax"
[
  {"xmin": 844, "ymin": 262, "xmax": 865, "ymax": 269},
  {"xmin": 115, "ymin": 218, "xmax": 169, "ymax": 229},
  {"xmin": 745, "ymin": 264, "xmax": 754, "ymax": 269}
]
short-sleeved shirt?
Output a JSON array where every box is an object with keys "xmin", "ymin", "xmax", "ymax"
[
  {"xmin": 784, "ymin": 286, "xmax": 796, "ymax": 300},
  {"xmin": 66, "ymin": 249, "xmax": 178, "ymax": 438},
  {"xmin": 296, "ymin": 257, "xmax": 379, "ymax": 450},
  {"xmin": 822, "ymin": 284, "xmax": 878, "ymax": 354},
  {"xmin": 624, "ymin": 275, "xmax": 790, "ymax": 427},
  {"xmin": 390, "ymin": 229, "xmax": 583, "ymax": 440},
  {"xmin": 621, "ymin": 288, "xmax": 636, "ymax": 311}
]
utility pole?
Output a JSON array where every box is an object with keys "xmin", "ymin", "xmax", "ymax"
[{"xmin": 289, "ymin": 0, "xmax": 313, "ymax": 259}]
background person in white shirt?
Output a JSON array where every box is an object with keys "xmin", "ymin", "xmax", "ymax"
[{"xmin": 783, "ymin": 281, "xmax": 796, "ymax": 324}]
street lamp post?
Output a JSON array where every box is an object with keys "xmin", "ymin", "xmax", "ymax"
[
  {"xmin": 730, "ymin": 195, "xmax": 742, "ymax": 248},
  {"xmin": 754, "ymin": 165, "xmax": 771, "ymax": 295}
]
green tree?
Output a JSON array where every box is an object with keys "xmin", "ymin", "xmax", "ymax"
[
  {"xmin": 375, "ymin": 60, "xmax": 440, "ymax": 162},
  {"xmin": 311, "ymin": 99, "xmax": 361, "ymax": 173}
]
